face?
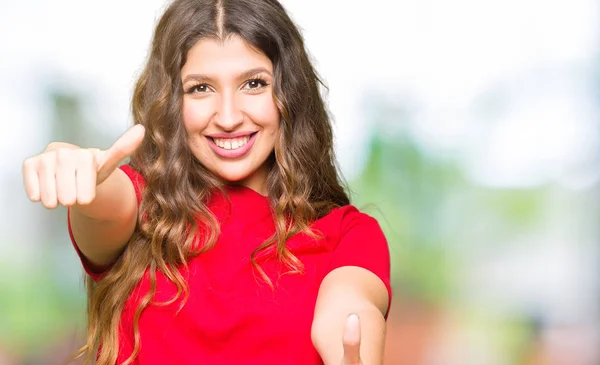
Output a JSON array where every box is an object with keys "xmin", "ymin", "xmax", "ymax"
[{"xmin": 181, "ymin": 35, "xmax": 279, "ymax": 195}]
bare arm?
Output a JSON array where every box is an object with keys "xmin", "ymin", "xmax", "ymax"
[
  {"xmin": 69, "ymin": 167, "xmax": 138, "ymax": 269},
  {"xmin": 311, "ymin": 266, "xmax": 389, "ymax": 365}
]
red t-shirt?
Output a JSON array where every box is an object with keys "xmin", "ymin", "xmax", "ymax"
[{"xmin": 68, "ymin": 165, "xmax": 391, "ymax": 365}]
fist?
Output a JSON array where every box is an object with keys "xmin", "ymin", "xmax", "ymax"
[{"xmin": 22, "ymin": 124, "xmax": 145, "ymax": 209}]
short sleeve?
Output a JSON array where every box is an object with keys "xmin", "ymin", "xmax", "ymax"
[
  {"xmin": 68, "ymin": 164, "xmax": 145, "ymax": 281},
  {"xmin": 119, "ymin": 164, "xmax": 145, "ymax": 204},
  {"xmin": 327, "ymin": 207, "xmax": 392, "ymax": 316}
]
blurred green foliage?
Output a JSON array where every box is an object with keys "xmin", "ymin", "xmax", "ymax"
[
  {"xmin": 0, "ymin": 259, "xmax": 85, "ymax": 356},
  {"xmin": 350, "ymin": 131, "xmax": 461, "ymax": 303}
]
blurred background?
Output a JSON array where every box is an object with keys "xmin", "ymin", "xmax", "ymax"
[{"xmin": 1, "ymin": 0, "xmax": 599, "ymax": 364}]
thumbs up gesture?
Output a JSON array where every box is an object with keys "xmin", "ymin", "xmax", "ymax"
[
  {"xmin": 342, "ymin": 314, "xmax": 364, "ymax": 365},
  {"xmin": 22, "ymin": 124, "xmax": 145, "ymax": 209}
]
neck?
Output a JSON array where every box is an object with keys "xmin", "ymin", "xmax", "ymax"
[{"xmin": 236, "ymin": 157, "xmax": 273, "ymax": 196}]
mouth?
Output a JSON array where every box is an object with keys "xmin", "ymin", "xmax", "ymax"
[
  {"xmin": 207, "ymin": 132, "xmax": 258, "ymax": 150},
  {"xmin": 205, "ymin": 131, "xmax": 258, "ymax": 159}
]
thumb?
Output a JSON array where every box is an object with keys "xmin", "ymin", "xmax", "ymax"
[
  {"xmin": 97, "ymin": 124, "xmax": 145, "ymax": 172},
  {"xmin": 342, "ymin": 314, "xmax": 362, "ymax": 365}
]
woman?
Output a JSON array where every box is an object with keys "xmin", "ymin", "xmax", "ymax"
[{"xmin": 22, "ymin": 0, "xmax": 391, "ymax": 364}]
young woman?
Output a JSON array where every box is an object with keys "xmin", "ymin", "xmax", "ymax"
[{"xmin": 22, "ymin": 0, "xmax": 391, "ymax": 364}]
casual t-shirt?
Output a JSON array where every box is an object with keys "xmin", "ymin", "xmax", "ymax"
[{"xmin": 68, "ymin": 165, "xmax": 391, "ymax": 365}]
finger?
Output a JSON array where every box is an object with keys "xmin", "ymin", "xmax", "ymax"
[
  {"xmin": 38, "ymin": 154, "xmax": 58, "ymax": 209},
  {"xmin": 55, "ymin": 149, "xmax": 78, "ymax": 206},
  {"xmin": 44, "ymin": 142, "xmax": 79, "ymax": 153},
  {"xmin": 342, "ymin": 314, "xmax": 361, "ymax": 365},
  {"xmin": 22, "ymin": 158, "xmax": 41, "ymax": 202},
  {"xmin": 76, "ymin": 151, "xmax": 97, "ymax": 205},
  {"xmin": 99, "ymin": 124, "xmax": 146, "ymax": 171}
]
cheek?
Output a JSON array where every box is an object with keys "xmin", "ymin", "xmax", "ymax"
[
  {"xmin": 182, "ymin": 98, "xmax": 212, "ymax": 132},
  {"xmin": 244, "ymin": 94, "xmax": 280, "ymax": 130}
]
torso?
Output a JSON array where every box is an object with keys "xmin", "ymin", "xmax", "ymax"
[
  {"xmin": 117, "ymin": 186, "xmax": 347, "ymax": 365},
  {"xmin": 70, "ymin": 166, "xmax": 391, "ymax": 365}
]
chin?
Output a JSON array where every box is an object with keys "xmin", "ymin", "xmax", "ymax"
[{"xmin": 214, "ymin": 169, "xmax": 253, "ymax": 184}]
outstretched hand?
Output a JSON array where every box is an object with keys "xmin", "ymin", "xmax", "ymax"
[
  {"xmin": 341, "ymin": 314, "xmax": 363, "ymax": 365},
  {"xmin": 22, "ymin": 124, "xmax": 145, "ymax": 208}
]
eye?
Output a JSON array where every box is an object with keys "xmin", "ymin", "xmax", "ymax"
[
  {"xmin": 244, "ymin": 78, "xmax": 269, "ymax": 91},
  {"xmin": 186, "ymin": 83, "xmax": 211, "ymax": 94}
]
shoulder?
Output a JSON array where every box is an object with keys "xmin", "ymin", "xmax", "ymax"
[
  {"xmin": 119, "ymin": 164, "xmax": 145, "ymax": 202},
  {"xmin": 315, "ymin": 205, "xmax": 384, "ymax": 239},
  {"xmin": 120, "ymin": 164, "xmax": 145, "ymax": 187},
  {"xmin": 318, "ymin": 205, "xmax": 392, "ymax": 312},
  {"xmin": 311, "ymin": 205, "xmax": 388, "ymax": 261}
]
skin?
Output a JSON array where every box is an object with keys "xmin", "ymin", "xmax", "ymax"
[
  {"xmin": 22, "ymin": 35, "xmax": 388, "ymax": 365},
  {"xmin": 181, "ymin": 35, "xmax": 280, "ymax": 196}
]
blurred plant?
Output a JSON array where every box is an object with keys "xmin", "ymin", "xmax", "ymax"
[
  {"xmin": 350, "ymin": 130, "xmax": 461, "ymax": 304},
  {"xmin": 349, "ymin": 95, "xmax": 464, "ymax": 305},
  {"xmin": 350, "ymin": 94, "xmax": 551, "ymax": 365},
  {"xmin": 0, "ymin": 83, "xmax": 116, "ymax": 362},
  {"xmin": 350, "ymin": 93, "xmax": 548, "ymax": 304}
]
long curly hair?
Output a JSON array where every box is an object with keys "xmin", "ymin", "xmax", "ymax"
[{"xmin": 74, "ymin": 0, "xmax": 349, "ymax": 364}]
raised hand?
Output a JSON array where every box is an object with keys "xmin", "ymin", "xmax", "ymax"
[
  {"xmin": 22, "ymin": 124, "xmax": 145, "ymax": 209},
  {"xmin": 342, "ymin": 314, "xmax": 363, "ymax": 365}
]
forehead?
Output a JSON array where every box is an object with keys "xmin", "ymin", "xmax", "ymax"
[{"xmin": 181, "ymin": 35, "xmax": 273, "ymax": 77}]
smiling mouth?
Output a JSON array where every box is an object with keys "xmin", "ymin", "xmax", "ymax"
[{"xmin": 209, "ymin": 132, "xmax": 258, "ymax": 150}]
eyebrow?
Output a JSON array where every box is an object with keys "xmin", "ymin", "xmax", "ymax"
[{"xmin": 182, "ymin": 67, "xmax": 273, "ymax": 84}]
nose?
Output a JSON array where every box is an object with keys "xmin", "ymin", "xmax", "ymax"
[{"xmin": 213, "ymin": 92, "xmax": 244, "ymax": 131}]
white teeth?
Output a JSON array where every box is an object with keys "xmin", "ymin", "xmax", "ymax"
[{"xmin": 213, "ymin": 135, "xmax": 251, "ymax": 150}]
